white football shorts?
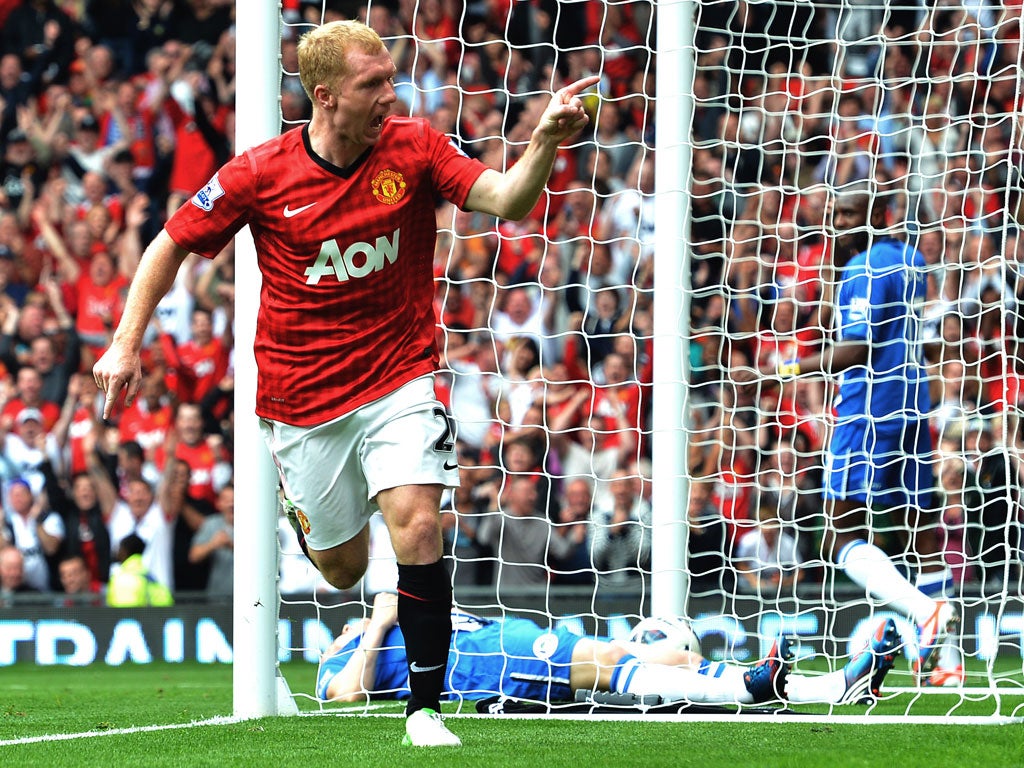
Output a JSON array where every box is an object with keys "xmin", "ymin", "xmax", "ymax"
[{"xmin": 259, "ymin": 375, "xmax": 460, "ymax": 551}]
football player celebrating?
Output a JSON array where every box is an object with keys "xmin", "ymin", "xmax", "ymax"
[
  {"xmin": 94, "ymin": 20, "xmax": 599, "ymax": 747},
  {"xmin": 318, "ymin": 593, "xmax": 902, "ymax": 709}
]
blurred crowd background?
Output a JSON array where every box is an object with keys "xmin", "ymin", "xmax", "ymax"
[{"xmin": 0, "ymin": 0, "xmax": 1021, "ymax": 607}]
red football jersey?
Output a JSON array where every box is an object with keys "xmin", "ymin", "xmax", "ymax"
[
  {"xmin": 118, "ymin": 400, "xmax": 174, "ymax": 466},
  {"xmin": 66, "ymin": 406, "xmax": 96, "ymax": 475},
  {"xmin": 76, "ymin": 271, "xmax": 129, "ymax": 354},
  {"xmin": 160, "ymin": 333, "xmax": 230, "ymax": 405},
  {"xmin": 164, "ymin": 96, "xmax": 228, "ymax": 197},
  {"xmin": 175, "ymin": 439, "xmax": 223, "ymax": 505},
  {"xmin": 166, "ymin": 120, "xmax": 487, "ymax": 426},
  {"xmin": 1, "ymin": 399, "xmax": 61, "ymax": 431}
]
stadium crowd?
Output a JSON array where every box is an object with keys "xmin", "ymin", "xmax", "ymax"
[{"xmin": 0, "ymin": 0, "xmax": 1021, "ymax": 605}]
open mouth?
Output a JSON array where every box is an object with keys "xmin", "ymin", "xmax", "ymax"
[{"xmin": 371, "ymin": 114, "xmax": 384, "ymax": 130}]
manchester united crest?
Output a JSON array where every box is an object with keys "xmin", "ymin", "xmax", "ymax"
[
  {"xmin": 371, "ymin": 169, "xmax": 407, "ymax": 205},
  {"xmin": 295, "ymin": 508, "xmax": 311, "ymax": 536}
]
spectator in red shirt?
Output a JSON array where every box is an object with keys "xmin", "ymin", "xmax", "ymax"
[
  {"xmin": 158, "ymin": 306, "xmax": 231, "ymax": 405},
  {"xmin": 163, "ymin": 76, "xmax": 230, "ymax": 215},
  {"xmin": 73, "ymin": 250, "xmax": 129, "ymax": 365},
  {"xmin": 33, "ymin": 210, "xmax": 104, "ymax": 311},
  {"xmin": 169, "ymin": 402, "xmax": 227, "ymax": 506},
  {"xmin": 588, "ymin": 352, "xmax": 642, "ymax": 459},
  {"xmin": 117, "ymin": 371, "xmax": 174, "ymax": 470},
  {"xmin": 52, "ymin": 373, "xmax": 100, "ymax": 477},
  {"xmin": 74, "ymin": 170, "xmax": 124, "ymax": 236},
  {"xmin": 1, "ymin": 364, "xmax": 60, "ymax": 431},
  {"xmin": 97, "ymin": 79, "xmax": 160, "ymax": 193}
]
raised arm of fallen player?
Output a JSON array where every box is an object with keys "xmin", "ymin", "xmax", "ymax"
[
  {"xmin": 93, "ymin": 229, "xmax": 189, "ymax": 418},
  {"xmin": 465, "ymin": 75, "xmax": 600, "ymax": 221},
  {"xmin": 324, "ymin": 592, "xmax": 401, "ymax": 702}
]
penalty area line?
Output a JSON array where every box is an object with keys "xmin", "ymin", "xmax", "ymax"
[{"xmin": 0, "ymin": 715, "xmax": 243, "ymax": 747}]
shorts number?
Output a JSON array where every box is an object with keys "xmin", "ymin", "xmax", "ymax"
[{"xmin": 432, "ymin": 407, "xmax": 456, "ymax": 454}]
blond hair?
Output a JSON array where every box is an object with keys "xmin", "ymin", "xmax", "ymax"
[{"xmin": 297, "ymin": 20, "xmax": 386, "ymax": 100}]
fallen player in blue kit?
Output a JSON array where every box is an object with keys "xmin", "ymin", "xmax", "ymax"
[{"xmin": 319, "ymin": 593, "xmax": 901, "ymax": 708}]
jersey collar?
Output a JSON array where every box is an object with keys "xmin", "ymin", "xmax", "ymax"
[{"xmin": 302, "ymin": 124, "xmax": 373, "ymax": 178}]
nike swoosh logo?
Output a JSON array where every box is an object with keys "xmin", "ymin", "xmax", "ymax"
[
  {"xmin": 443, "ymin": 460, "xmax": 458, "ymax": 471},
  {"xmin": 410, "ymin": 661, "xmax": 445, "ymax": 673},
  {"xmin": 283, "ymin": 202, "xmax": 318, "ymax": 218}
]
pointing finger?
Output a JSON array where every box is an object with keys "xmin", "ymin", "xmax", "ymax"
[
  {"xmin": 102, "ymin": 380, "xmax": 121, "ymax": 420},
  {"xmin": 561, "ymin": 75, "xmax": 601, "ymax": 99}
]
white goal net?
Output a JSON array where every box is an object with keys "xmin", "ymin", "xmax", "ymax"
[{"xmin": 237, "ymin": 0, "xmax": 1024, "ymax": 720}]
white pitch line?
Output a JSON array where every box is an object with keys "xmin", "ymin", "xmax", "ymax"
[
  {"xmin": 0, "ymin": 716, "xmax": 242, "ymax": 747},
  {"xmin": 3, "ymin": 708, "xmax": 1021, "ymax": 743}
]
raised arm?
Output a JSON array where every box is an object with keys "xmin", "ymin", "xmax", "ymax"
[
  {"xmin": 82, "ymin": 423, "xmax": 119, "ymax": 520},
  {"xmin": 51, "ymin": 373, "xmax": 83, "ymax": 449},
  {"xmin": 94, "ymin": 230, "xmax": 189, "ymax": 417},
  {"xmin": 32, "ymin": 206, "xmax": 81, "ymax": 284},
  {"xmin": 323, "ymin": 592, "xmax": 401, "ymax": 702},
  {"xmin": 464, "ymin": 76, "xmax": 599, "ymax": 221}
]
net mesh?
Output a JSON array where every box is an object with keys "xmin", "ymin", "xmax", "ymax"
[{"xmin": 274, "ymin": 0, "xmax": 1024, "ymax": 715}]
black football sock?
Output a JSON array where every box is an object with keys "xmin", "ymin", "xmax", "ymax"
[{"xmin": 397, "ymin": 559, "xmax": 453, "ymax": 716}]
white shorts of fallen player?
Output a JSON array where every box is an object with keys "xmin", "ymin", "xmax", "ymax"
[{"xmin": 260, "ymin": 374, "xmax": 459, "ymax": 551}]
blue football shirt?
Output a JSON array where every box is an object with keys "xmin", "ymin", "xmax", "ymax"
[
  {"xmin": 834, "ymin": 236, "xmax": 931, "ymax": 425},
  {"xmin": 317, "ymin": 612, "xmax": 584, "ymax": 702}
]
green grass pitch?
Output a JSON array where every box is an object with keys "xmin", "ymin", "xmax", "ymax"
[{"xmin": 2, "ymin": 661, "xmax": 1023, "ymax": 768}]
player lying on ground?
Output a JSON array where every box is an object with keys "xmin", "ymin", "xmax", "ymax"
[{"xmin": 318, "ymin": 593, "xmax": 901, "ymax": 707}]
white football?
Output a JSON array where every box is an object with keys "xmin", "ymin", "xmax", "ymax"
[{"xmin": 628, "ymin": 616, "xmax": 701, "ymax": 656}]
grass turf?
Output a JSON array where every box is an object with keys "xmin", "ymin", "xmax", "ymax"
[{"xmin": 2, "ymin": 661, "xmax": 1023, "ymax": 768}]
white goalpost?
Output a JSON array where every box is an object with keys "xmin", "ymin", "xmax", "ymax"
[
  {"xmin": 232, "ymin": 1, "xmax": 295, "ymax": 718},
  {"xmin": 649, "ymin": 0, "xmax": 693, "ymax": 619},
  {"xmin": 229, "ymin": 0, "xmax": 1024, "ymax": 723}
]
